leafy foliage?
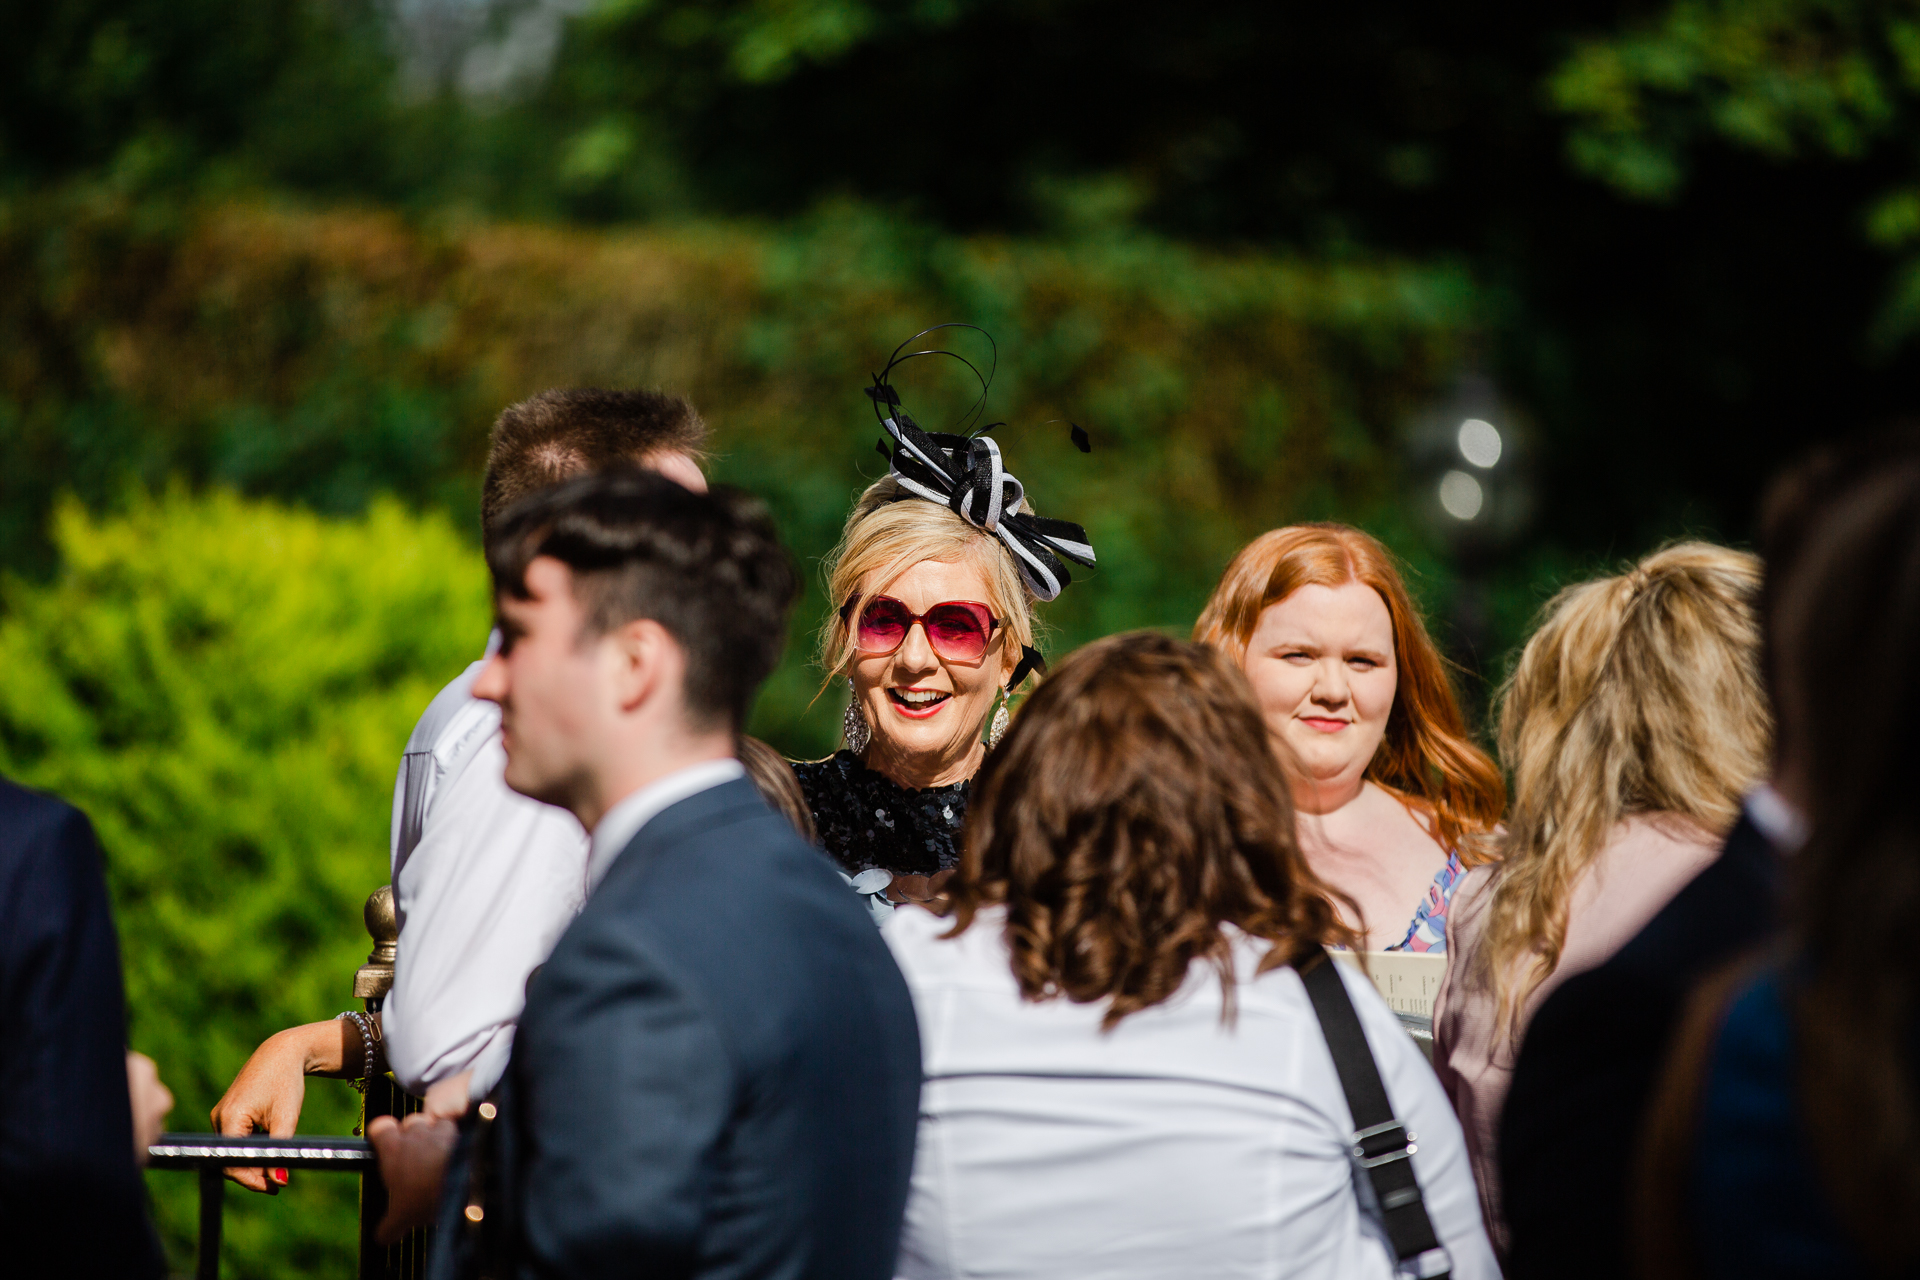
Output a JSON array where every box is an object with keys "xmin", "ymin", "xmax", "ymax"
[
  {"xmin": 10, "ymin": 0, "xmax": 1920, "ymax": 586},
  {"xmin": 1, "ymin": 0, "xmax": 400, "ymax": 193},
  {"xmin": 1552, "ymin": 0, "xmax": 1910, "ymax": 200},
  {"xmin": 1550, "ymin": 0, "xmax": 1920, "ymax": 344},
  {"xmin": 0, "ymin": 490, "xmax": 490, "ymax": 1276},
  {"xmin": 0, "ymin": 192, "xmax": 1479, "ymax": 758}
]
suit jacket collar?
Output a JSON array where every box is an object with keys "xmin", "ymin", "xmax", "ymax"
[
  {"xmin": 592, "ymin": 776, "xmax": 772, "ymax": 896},
  {"xmin": 587, "ymin": 759, "xmax": 747, "ymax": 892}
]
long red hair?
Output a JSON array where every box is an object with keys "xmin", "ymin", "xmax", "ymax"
[{"xmin": 1193, "ymin": 523, "xmax": 1505, "ymax": 861}]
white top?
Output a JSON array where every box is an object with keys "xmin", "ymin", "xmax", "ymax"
[
  {"xmin": 883, "ymin": 907, "xmax": 1499, "ymax": 1280},
  {"xmin": 384, "ymin": 658, "xmax": 590, "ymax": 1100},
  {"xmin": 587, "ymin": 758, "xmax": 746, "ymax": 891}
]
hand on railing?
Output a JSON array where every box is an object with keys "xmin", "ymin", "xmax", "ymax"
[
  {"xmin": 210, "ymin": 1017, "xmax": 367, "ymax": 1192},
  {"xmin": 366, "ymin": 1111, "xmax": 460, "ymax": 1244},
  {"xmin": 127, "ymin": 1051, "xmax": 174, "ymax": 1166}
]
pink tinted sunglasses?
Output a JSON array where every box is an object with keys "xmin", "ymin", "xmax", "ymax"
[{"xmin": 842, "ymin": 595, "xmax": 1001, "ymax": 663}]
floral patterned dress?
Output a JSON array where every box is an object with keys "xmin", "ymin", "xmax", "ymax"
[{"xmin": 1390, "ymin": 850, "xmax": 1468, "ymax": 953}]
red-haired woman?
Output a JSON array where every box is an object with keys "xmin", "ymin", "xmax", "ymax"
[{"xmin": 1195, "ymin": 524, "xmax": 1504, "ymax": 951}]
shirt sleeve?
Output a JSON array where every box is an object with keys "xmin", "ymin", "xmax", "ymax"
[{"xmin": 384, "ymin": 730, "xmax": 588, "ymax": 1098}]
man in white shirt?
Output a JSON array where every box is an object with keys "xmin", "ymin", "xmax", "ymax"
[
  {"xmin": 211, "ymin": 388, "xmax": 708, "ymax": 1191},
  {"xmin": 366, "ymin": 469, "xmax": 917, "ymax": 1277}
]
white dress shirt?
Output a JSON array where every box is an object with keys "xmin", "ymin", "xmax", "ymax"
[
  {"xmin": 384, "ymin": 658, "xmax": 590, "ymax": 1100},
  {"xmin": 587, "ymin": 758, "xmax": 746, "ymax": 892},
  {"xmin": 883, "ymin": 906, "xmax": 1499, "ymax": 1280}
]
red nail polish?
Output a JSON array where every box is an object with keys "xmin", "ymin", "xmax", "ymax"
[{"xmin": 272, "ymin": 1168, "xmax": 289, "ymax": 1185}]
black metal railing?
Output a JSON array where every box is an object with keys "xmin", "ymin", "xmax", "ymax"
[
  {"xmin": 147, "ymin": 1134, "xmax": 374, "ymax": 1280},
  {"xmin": 361, "ymin": 1071, "xmax": 432, "ymax": 1279},
  {"xmin": 153, "ymin": 885, "xmax": 433, "ymax": 1278},
  {"xmin": 352, "ymin": 886, "xmax": 434, "ymax": 1278}
]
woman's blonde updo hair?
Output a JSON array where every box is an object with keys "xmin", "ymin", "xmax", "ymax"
[
  {"xmin": 1476, "ymin": 541, "xmax": 1772, "ymax": 1033},
  {"xmin": 817, "ymin": 476, "xmax": 1038, "ymax": 684}
]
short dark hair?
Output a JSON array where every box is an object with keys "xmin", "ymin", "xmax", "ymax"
[
  {"xmin": 481, "ymin": 388, "xmax": 707, "ymax": 531},
  {"xmin": 487, "ymin": 468, "xmax": 797, "ymax": 731}
]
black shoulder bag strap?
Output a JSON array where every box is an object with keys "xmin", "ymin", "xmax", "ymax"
[{"xmin": 1294, "ymin": 944, "xmax": 1452, "ymax": 1279}]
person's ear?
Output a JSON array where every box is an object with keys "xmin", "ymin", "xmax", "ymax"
[
  {"xmin": 642, "ymin": 449, "xmax": 708, "ymax": 494},
  {"xmin": 608, "ymin": 618, "xmax": 680, "ymax": 714}
]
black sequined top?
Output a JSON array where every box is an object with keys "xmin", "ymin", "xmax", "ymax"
[{"xmin": 792, "ymin": 750, "xmax": 970, "ymax": 876}]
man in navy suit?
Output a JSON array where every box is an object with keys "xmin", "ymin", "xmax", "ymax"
[
  {"xmin": 0, "ymin": 778, "xmax": 166, "ymax": 1276},
  {"xmin": 377, "ymin": 467, "xmax": 921, "ymax": 1280}
]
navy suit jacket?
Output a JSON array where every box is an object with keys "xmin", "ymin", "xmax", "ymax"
[
  {"xmin": 433, "ymin": 777, "xmax": 922, "ymax": 1280},
  {"xmin": 0, "ymin": 778, "xmax": 162, "ymax": 1276},
  {"xmin": 1500, "ymin": 811, "xmax": 1784, "ymax": 1280}
]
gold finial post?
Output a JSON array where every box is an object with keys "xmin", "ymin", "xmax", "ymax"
[
  {"xmin": 355, "ymin": 884, "xmax": 428, "ymax": 1278},
  {"xmin": 354, "ymin": 885, "xmax": 398, "ymax": 1003}
]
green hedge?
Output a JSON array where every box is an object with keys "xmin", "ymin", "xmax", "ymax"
[
  {"xmin": 0, "ymin": 489, "xmax": 489, "ymax": 1276},
  {"xmin": 1, "ymin": 194, "xmax": 1483, "ymax": 758}
]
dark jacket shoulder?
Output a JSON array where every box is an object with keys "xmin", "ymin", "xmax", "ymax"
[
  {"xmin": 1590, "ymin": 812, "xmax": 1781, "ymax": 990},
  {"xmin": 1501, "ymin": 812, "xmax": 1783, "ymax": 1280},
  {"xmin": 472, "ymin": 778, "xmax": 921, "ymax": 1280},
  {"xmin": 0, "ymin": 778, "xmax": 163, "ymax": 1278},
  {"xmin": 560, "ymin": 777, "xmax": 912, "ymax": 1057},
  {"xmin": 0, "ymin": 778, "xmax": 96, "ymax": 875}
]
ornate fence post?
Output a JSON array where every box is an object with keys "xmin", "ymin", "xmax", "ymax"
[{"xmin": 355, "ymin": 886, "xmax": 430, "ymax": 1280}]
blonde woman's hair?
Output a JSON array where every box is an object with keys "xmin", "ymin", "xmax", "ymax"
[
  {"xmin": 1478, "ymin": 542, "xmax": 1772, "ymax": 1035},
  {"xmin": 817, "ymin": 477, "xmax": 1036, "ymax": 686}
]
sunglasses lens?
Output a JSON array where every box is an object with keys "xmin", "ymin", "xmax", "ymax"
[
  {"xmin": 857, "ymin": 599, "xmax": 911, "ymax": 652},
  {"xmin": 924, "ymin": 604, "xmax": 992, "ymax": 660}
]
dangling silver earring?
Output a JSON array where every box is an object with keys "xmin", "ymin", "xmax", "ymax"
[
  {"xmin": 987, "ymin": 685, "xmax": 1011, "ymax": 748},
  {"xmin": 843, "ymin": 677, "xmax": 871, "ymax": 754}
]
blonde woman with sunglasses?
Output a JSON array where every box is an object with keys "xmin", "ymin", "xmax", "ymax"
[{"xmin": 794, "ymin": 334, "xmax": 1097, "ymax": 912}]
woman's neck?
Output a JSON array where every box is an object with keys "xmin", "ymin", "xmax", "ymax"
[
  {"xmin": 862, "ymin": 738, "xmax": 984, "ymax": 791},
  {"xmin": 1290, "ymin": 771, "xmax": 1369, "ymax": 817}
]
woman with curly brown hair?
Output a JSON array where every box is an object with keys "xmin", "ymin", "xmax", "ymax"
[
  {"xmin": 1195, "ymin": 524, "xmax": 1505, "ymax": 952},
  {"xmin": 883, "ymin": 632, "xmax": 1497, "ymax": 1280}
]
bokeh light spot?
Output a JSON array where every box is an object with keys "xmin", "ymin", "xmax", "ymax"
[
  {"xmin": 1439, "ymin": 470, "xmax": 1484, "ymax": 520},
  {"xmin": 1457, "ymin": 418, "xmax": 1502, "ymax": 469}
]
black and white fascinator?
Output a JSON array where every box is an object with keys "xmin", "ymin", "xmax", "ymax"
[{"xmin": 865, "ymin": 324, "xmax": 1098, "ymax": 604}]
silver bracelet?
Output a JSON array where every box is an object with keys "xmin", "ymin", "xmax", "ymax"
[{"xmin": 336, "ymin": 1011, "xmax": 376, "ymax": 1092}]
